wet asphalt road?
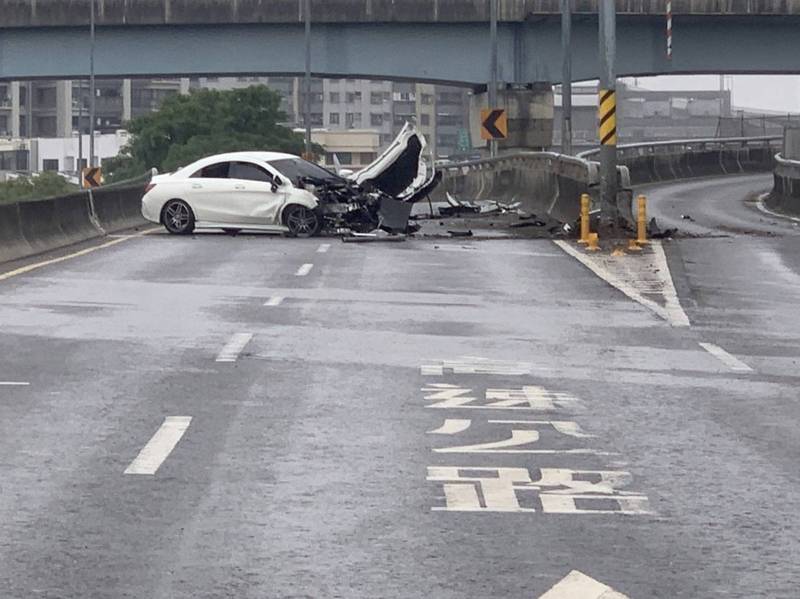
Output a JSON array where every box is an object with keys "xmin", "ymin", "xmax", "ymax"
[{"xmin": 0, "ymin": 174, "xmax": 799, "ymax": 598}]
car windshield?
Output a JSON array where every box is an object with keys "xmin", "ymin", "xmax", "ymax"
[{"xmin": 267, "ymin": 158, "xmax": 342, "ymax": 184}]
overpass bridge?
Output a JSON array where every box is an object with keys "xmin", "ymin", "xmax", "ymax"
[{"xmin": 0, "ymin": 1, "xmax": 799, "ymax": 84}]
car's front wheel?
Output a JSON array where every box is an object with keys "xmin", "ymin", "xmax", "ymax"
[
  {"xmin": 162, "ymin": 199, "xmax": 195, "ymax": 235},
  {"xmin": 283, "ymin": 204, "xmax": 321, "ymax": 238}
]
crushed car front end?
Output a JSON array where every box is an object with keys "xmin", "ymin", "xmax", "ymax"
[{"xmin": 268, "ymin": 123, "xmax": 440, "ymax": 235}]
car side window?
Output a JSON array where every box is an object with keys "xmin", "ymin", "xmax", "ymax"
[
  {"xmin": 191, "ymin": 162, "xmax": 231, "ymax": 178},
  {"xmin": 228, "ymin": 161, "xmax": 274, "ymax": 183}
]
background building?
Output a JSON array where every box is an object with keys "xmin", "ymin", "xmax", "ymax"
[
  {"xmin": 308, "ymin": 128, "xmax": 381, "ymax": 171},
  {"xmin": 0, "ymin": 75, "xmax": 473, "ymax": 176},
  {"xmin": 10, "ymin": 76, "xmax": 782, "ymax": 177},
  {"xmin": 550, "ymin": 82, "xmax": 795, "ymax": 151}
]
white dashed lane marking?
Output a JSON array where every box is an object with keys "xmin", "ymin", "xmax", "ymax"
[
  {"xmin": 699, "ymin": 342, "xmax": 753, "ymax": 372},
  {"xmin": 124, "ymin": 416, "xmax": 192, "ymax": 475},
  {"xmin": 216, "ymin": 333, "xmax": 253, "ymax": 362},
  {"xmin": 0, "ymin": 381, "xmax": 30, "ymax": 386},
  {"xmin": 264, "ymin": 296, "xmax": 284, "ymax": 307},
  {"xmin": 539, "ymin": 570, "xmax": 629, "ymax": 599},
  {"xmin": 316, "ymin": 243, "xmax": 330, "ymax": 253},
  {"xmin": 295, "ymin": 263, "xmax": 314, "ymax": 276}
]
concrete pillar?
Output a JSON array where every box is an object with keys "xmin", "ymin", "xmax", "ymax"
[
  {"xmin": 470, "ymin": 84, "xmax": 554, "ymax": 152},
  {"xmin": 56, "ymin": 80, "xmax": 73, "ymax": 137},
  {"xmin": 122, "ymin": 79, "xmax": 132, "ymax": 122},
  {"xmin": 10, "ymin": 81, "xmax": 21, "ymax": 137},
  {"xmin": 784, "ymin": 125, "xmax": 800, "ymax": 160}
]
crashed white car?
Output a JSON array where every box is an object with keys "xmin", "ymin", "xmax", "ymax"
[{"xmin": 141, "ymin": 124, "xmax": 439, "ymax": 237}]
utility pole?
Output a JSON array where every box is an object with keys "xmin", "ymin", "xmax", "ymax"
[
  {"xmin": 560, "ymin": 0, "xmax": 573, "ymax": 155},
  {"xmin": 489, "ymin": 0, "xmax": 498, "ymax": 158},
  {"xmin": 598, "ymin": 0, "xmax": 618, "ymax": 225},
  {"xmin": 89, "ymin": 0, "xmax": 96, "ymax": 169},
  {"xmin": 303, "ymin": 0, "xmax": 312, "ymax": 159},
  {"xmin": 78, "ymin": 80, "xmax": 83, "ymax": 173}
]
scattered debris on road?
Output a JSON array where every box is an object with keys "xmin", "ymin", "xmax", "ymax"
[
  {"xmin": 341, "ymin": 231, "xmax": 407, "ymax": 243},
  {"xmin": 648, "ymin": 217, "xmax": 678, "ymax": 239},
  {"xmin": 510, "ymin": 220, "xmax": 547, "ymax": 228}
]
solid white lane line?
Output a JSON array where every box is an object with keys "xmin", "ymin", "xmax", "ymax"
[
  {"xmin": 699, "ymin": 342, "xmax": 753, "ymax": 372},
  {"xmin": 264, "ymin": 296, "xmax": 285, "ymax": 307},
  {"xmin": 216, "ymin": 333, "xmax": 253, "ymax": 362},
  {"xmin": 0, "ymin": 229, "xmax": 159, "ymax": 283},
  {"xmin": 756, "ymin": 193, "xmax": 800, "ymax": 224},
  {"xmin": 0, "ymin": 381, "xmax": 30, "ymax": 386},
  {"xmin": 316, "ymin": 243, "xmax": 331, "ymax": 253},
  {"xmin": 295, "ymin": 263, "xmax": 314, "ymax": 276},
  {"xmin": 554, "ymin": 239, "xmax": 691, "ymax": 327},
  {"xmin": 124, "ymin": 416, "xmax": 192, "ymax": 475}
]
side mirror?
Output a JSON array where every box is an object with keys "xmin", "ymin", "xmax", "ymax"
[{"xmin": 271, "ymin": 176, "xmax": 281, "ymax": 193}]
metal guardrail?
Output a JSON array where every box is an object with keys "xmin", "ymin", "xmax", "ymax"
[
  {"xmin": 775, "ymin": 152, "xmax": 800, "ymax": 167},
  {"xmin": 437, "ymin": 150, "xmax": 590, "ymax": 171},
  {"xmin": 577, "ymin": 136, "xmax": 782, "ymax": 159},
  {"xmin": 435, "ymin": 150, "xmax": 601, "ymax": 189}
]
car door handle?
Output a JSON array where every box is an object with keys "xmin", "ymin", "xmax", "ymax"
[
  {"xmin": 234, "ymin": 184, "xmax": 246, "ymax": 190},
  {"xmin": 191, "ymin": 183, "xmax": 202, "ymax": 189}
]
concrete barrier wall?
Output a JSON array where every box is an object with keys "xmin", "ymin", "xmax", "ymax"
[
  {"xmin": 0, "ymin": 175, "xmax": 150, "ymax": 265},
  {"xmin": 91, "ymin": 174, "xmax": 150, "ymax": 233},
  {"xmin": 619, "ymin": 146, "xmax": 775, "ymax": 186},
  {"xmin": 436, "ymin": 141, "xmax": 777, "ymax": 226},
  {"xmin": 769, "ymin": 154, "xmax": 800, "ymax": 215},
  {"xmin": 433, "ymin": 152, "xmax": 607, "ymax": 224}
]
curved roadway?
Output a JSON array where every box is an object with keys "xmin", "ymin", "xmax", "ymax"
[{"xmin": 0, "ymin": 173, "xmax": 798, "ymax": 598}]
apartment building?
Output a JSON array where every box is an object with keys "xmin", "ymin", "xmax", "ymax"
[
  {"xmin": 1, "ymin": 76, "xmax": 473, "ymax": 175},
  {"xmin": 323, "ymin": 79, "xmax": 394, "ymax": 144}
]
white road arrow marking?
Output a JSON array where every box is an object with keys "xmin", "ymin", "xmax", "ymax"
[{"xmin": 538, "ymin": 570, "xmax": 628, "ymax": 599}]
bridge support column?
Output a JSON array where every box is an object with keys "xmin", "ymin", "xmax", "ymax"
[{"xmin": 470, "ymin": 84, "xmax": 554, "ymax": 153}]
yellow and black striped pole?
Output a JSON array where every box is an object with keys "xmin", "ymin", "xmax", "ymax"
[
  {"xmin": 598, "ymin": 0, "xmax": 618, "ymax": 225},
  {"xmin": 599, "ymin": 89, "xmax": 617, "ymax": 147}
]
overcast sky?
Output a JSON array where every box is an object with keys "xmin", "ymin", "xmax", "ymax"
[{"xmin": 622, "ymin": 75, "xmax": 800, "ymax": 113}]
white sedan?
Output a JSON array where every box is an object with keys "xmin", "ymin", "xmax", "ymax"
[{"xmin": 141, "ymin": 124, "xmax": 436, "ymax": 237}]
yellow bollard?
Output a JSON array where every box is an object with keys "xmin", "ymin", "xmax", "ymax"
[
  {"xmin": 578, "ymin": 193, "xmax": 591, "ymax": 244},
  {"xmin": 586, "ymin": 232, "xmax": 600, "ymax": 252},
  {"xmin": 627, "ymin": 238, "xmax": 642, "ymax": 252},
  {"xmin": 636, "ymin": 195, "xmax": 648, "ymax": 245}
]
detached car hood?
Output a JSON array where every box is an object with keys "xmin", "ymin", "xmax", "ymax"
[{"xmin": 349, "ymin": 123, "xmax": 437, "ymax": 202}]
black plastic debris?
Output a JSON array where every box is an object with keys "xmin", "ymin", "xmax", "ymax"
[
  {"xmin": 447, "ymin": 230, "xmax": 474, "ymax": 238},
  {"xmin": 510, "ymin": 220, "xmax": 547, "ymax": 228},
  {"xmin": 648, "ymin": 217, "xmax": 677, "ymax": 239}
]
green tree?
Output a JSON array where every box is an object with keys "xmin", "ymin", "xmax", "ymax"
[
  {"xmin": 0, "ymin": 171, "xmax": 79, "ymax": 204},
  {"xmin": 106, "ymin": 86, "xmax": 310, "ymax": 182}
]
